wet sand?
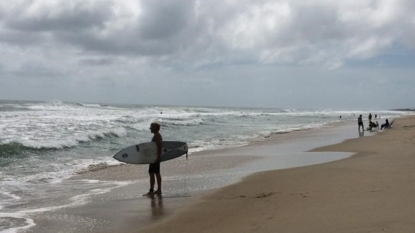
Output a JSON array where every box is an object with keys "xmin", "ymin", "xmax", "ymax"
[
  {"xmin": 25, "ymin": 119, "xmax": 397, "ymax": 233},
  {"xmin": 138, "ymin": 116, "xmax": 415, "ymax": 233}
]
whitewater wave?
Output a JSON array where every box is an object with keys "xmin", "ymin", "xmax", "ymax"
[
  {"xmin": 0, "ymin": 142, "xmax": 48, "ymax": 157},
  {"xmin": 84, "ymin": 127, "xmax": 127, "ymax": 141},
  {"xmin": 76, "ymin": 103, "xmax": 103, "ymax": 108},
  {"xmin": 0, "ymin": 105, "xmax": 32, "ymax": 112},
  {"xmin": 0, "ymin": 140, "xmax": 80, "ymax": 158},
  {"xmin": 0, "ymin": 128, "xmax": 128, "ymax": 155},
  {"xmin": 161, "ymin": 118, "xmax": 205, "ymax": 127}
]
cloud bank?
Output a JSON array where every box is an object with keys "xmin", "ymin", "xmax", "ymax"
[
  {"xmin": 1, "ymin": 0, "xmax": 414, "ymax": 66},
  {"xmin": 0, "ymin": 0, "xmax": 414, "ymax": 108}
]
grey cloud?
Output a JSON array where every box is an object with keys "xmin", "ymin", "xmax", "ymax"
[
  {"xmin": 57, "ymin": 30, "xmax": 181, "ymax": 57},
  {"xmin": 137, "ymin": 0, "xmax": 195, "ymax": 40},
  {"xmin": 0, "ymin": 29, "xmax": 48, "ymax": 46},
  {"xmin": 79, "ymin": 58, "xmax": 115, "ymax": 66},
  {"xmin": 0, "ymin": 0, "xmax": 205, "ymax": 59},
  {"xmin": 1, "ymin": 1, "xmax": 113, "ymax": 32},
  {"xmin": 13, "ymin": 61, "xmax": 67, "ymax": 79},
  {"xmin": 54, "ymin": 0, "xmax": 199, "ymax": 57},
  {"xmin": 0, "ymin": 0, "xmax": 415, "ymax": 67}
]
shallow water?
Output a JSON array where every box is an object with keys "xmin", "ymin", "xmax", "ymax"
[
  {"xmin": 24, "ymin": 122, "xmax": 368, "ymax": 233},
  {"xmin": 0, "ymin": 100, "xmax": 410, "ymax": 232}
]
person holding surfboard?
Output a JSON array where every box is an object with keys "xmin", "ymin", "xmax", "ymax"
[{"xmin": 144, "ymin": 122, "xmax": 163, "ymax": 197}]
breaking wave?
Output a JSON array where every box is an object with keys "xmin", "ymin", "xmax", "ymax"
[{"xmin": 0, "ymin": 128, "xmax": 127, "ymax": 156}]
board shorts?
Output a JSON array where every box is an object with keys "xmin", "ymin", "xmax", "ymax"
[
  {"xmin": 358, "ymin": 122, "xmax": 363, "ymax": 126},
  {"xmin": 148, "ymin": 163, "xmax": 160, "ymax": 174}
]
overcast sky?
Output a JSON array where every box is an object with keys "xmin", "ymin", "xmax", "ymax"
[{"xmin": 0, "ymin": 0, "xmax": 414, "ymax": 109}]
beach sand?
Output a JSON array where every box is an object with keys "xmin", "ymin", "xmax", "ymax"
[
  {"xmin": 136, "ymin": 116, "xmax": 415, "ymax": 233},
  {"xmin": 25, "ymin": 116, "xmax": 415, "ymax": 233}
]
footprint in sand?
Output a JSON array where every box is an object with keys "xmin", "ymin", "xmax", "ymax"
[{"xmin": 253, "ymin": 192, "xmax": 277, "ymax": 199}]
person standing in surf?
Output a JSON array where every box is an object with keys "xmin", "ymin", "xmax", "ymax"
[
  {"xmin": 144, "ymin": 122, "xmax": 163, "ymax": 197},
  {"xmin": 358, "ymin": 114, "xmax": 364, "ymax": 131}
]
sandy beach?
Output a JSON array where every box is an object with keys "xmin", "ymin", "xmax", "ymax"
[
  {"xmin": 23, "ymin": 116, "xmax": 415, "ymax": 233},
  {"xmin": 135, "ymin": 116, "xmax": 415, "ymax": 233}
]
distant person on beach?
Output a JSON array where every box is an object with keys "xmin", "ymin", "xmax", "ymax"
[
  {"xmin": 375, "ymin": 114, "xmax": 377, "ymax": 119},
  {"xmin": 143, "ymin": 122, "xmax": 163, "ymax": 197},
  {"xmin": 368, "ymin": 121, "xmax": 379, "ymax": 130},
  {"xmin": 381, "ymin": 119, "xmax": 390, "ymax": 130},
  {"xmin": 368, "ymin": 113, "xmax": 372, "ymax": 121},
  {"xmin": 358, "ymin": 115, "xmax": 364, "ymax": 131}
]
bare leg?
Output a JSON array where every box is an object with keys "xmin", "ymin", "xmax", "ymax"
[
  {"xmin": 143, "ymin": 173, "xmax": 155, "ymax": 196},
  {"xmin": 155, "ymin": 173, "xmax": 162, "ymax": 195},
  {"xmin": 150, "ymin": 173, "xmax": 156, "ymax": 191}
]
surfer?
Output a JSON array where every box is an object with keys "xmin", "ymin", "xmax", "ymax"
[
  {"xmin": 358, "ymin": 115, "xmax": 364, "ymax": 131},
  {"xmin": 144, "ymin": 122, "xmax": 163, "ymax": 197}
]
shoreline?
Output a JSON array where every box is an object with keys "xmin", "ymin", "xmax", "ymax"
[
  {"xmin": 70, "ymin": 119, "xmax": 363, "ymax": 185},
  {"xmin": 24, "ymin": 119, "xmax": 373, "ymax": 233},
  {"xmin": 23, "ymin": 114, "xmax": 413, "ymax": 233},
  {"xmin": 138, "ymin": 115, "xmax": 415, "ymax": 233}
]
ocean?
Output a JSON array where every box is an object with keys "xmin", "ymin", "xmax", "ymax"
[{"xmin": 0, "ymin": 100, "xmax": 410, "ymax": 232}]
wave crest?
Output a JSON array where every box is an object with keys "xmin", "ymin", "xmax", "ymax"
[
  {"xmin": 0, "ymin": 142, "xmax": 53, "ymax": 156},
  {"xmin": 0, "ymin": 128, "xmax": 128, "ymax": 155}
]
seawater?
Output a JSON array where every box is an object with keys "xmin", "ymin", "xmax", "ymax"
[{"xmin": 0, "ymin": 100, "xmax": 409, "ymax": 232}]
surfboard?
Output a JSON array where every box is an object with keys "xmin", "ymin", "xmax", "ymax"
[{"xmin": 113, "ymin": 141, "xmax": 188, "ymax": 164}]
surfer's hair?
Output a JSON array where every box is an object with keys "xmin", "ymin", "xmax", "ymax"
[{"xmin": 150, "ymin": 122, "xmax": 161, "ymax": 131}]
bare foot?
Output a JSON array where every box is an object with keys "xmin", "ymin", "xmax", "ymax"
[{"xmin": 143, "ymin": 190, "xmax": 154, "ymax": 197}]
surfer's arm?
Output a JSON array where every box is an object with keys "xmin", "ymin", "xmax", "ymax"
[
  {"xmin": 156, "ymin": 142, "xmax": 162, "ymax": 160},
  {"xmin": 154, "ymin": 135, "xmax": 162, "ymax": 163}
]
